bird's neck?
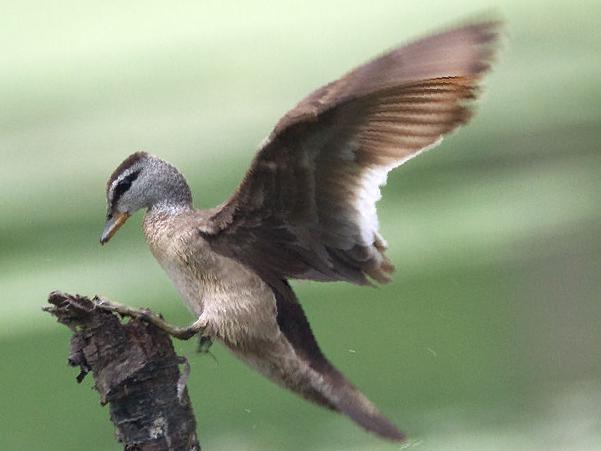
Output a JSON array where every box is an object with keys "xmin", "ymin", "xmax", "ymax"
[
  {"xmin": 147, "ymin": 199, "xmax": 193, "ymax": 217},
  {"xmin": 144, "ymin": 163, "xmax": 194, "ymax": 213},
  {"xmin": 143, "ymin": 200, "xmax": 193, "ymax": 255}
]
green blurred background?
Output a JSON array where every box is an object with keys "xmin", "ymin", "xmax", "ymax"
[{"xmin": 1, "ymin": 1, "xmax": 600, "ymax": 450}]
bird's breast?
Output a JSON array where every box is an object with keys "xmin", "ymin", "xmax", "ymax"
[{"xmin": 143, "ymin": 210, "xmax": 279, "ymax": 345}]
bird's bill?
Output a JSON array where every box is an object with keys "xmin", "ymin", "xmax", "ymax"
[{"xmin": 100, "ymin": 212, "xmax": 129, "ymax": 245}]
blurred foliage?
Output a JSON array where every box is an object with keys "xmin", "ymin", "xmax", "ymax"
[{"xmin": 1, "ymin": 1, "xmax": 600, "ymax": 450}]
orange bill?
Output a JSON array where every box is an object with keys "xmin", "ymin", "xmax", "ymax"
[{"xmin": 100, "ymin": 212, "xmax": 129, "ymax": 244}]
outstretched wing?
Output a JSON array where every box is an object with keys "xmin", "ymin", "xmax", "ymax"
[{"xmin": 202, "ymin": 21, "xmax": 501, "ymax": 286}]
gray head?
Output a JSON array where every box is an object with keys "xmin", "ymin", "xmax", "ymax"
[{"xmin": 100, "ymin": 151, "xmax": 192, "ymax": 244}]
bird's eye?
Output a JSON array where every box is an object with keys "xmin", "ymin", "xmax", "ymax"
[{"xmin": 113, "ymin": 170, "xmax": 141, "ymax": 202}]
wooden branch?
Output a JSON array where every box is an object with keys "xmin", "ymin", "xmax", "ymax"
[{"xmin": 44, "ymin": 291, "xmax": 201, "ymax": 451}]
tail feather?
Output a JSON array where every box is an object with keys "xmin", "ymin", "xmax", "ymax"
[
  {"xmin": 267, "ymin": 280, "xmax": 405, "ymax": 441},
  {"xmin": 320, "ymin": 362, "xmax": 405, "ymax": 441},
  {"xmin": 222, "ymin": 279, "xmax": 404, "ymax": 440},
  {"xmin": 228, "ymin": 332, "xmax": 404, "ymax": 441}
]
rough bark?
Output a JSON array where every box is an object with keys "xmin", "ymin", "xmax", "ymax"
[{"xmin": 44, "ymin": 291, "xmax": 201, "ymax": 451}]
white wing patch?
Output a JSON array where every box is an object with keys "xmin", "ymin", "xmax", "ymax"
[{"xmin": 352, "ymin": 136, "xmax": 443, "ymax": 247}]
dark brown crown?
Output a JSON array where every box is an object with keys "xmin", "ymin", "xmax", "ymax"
[{"xmin": 106, "ymin": 151, "xmax": 148, "ymax": 191}]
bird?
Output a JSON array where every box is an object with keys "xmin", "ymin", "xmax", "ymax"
[{"xmin": 100, "ymin": 20, "xmax": 500, "ymax": 442}]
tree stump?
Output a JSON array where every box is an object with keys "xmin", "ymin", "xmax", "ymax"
[{"xmin": 44, "ymin": 291, "xmax": 201, "ymax": 451}]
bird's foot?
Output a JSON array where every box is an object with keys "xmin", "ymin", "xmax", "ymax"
[
  {"xmin": 197, "ymin": 335, "xmax": 214, "ymax": 354},
  {"xmin": 92, "ymin": 296, "xmax": 205, "ymax": 340}
]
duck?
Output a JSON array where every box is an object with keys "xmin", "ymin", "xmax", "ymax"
[{"xmin": 100, "ymin": 20, "xmax": 500, "ymax": 441}]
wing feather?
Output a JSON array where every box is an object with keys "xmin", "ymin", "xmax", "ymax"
[{"xmin": 202, "ymin": 21, "xmax": 501, "ymax": 286}]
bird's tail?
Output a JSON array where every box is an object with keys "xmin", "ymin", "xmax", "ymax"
[
  {"xmin": 226, "ymin": 281, "xmax": 404, "ymax": 442},
  {"xmin": 308, "ymin": 355, "xmax": 405, "ymax": 442}
]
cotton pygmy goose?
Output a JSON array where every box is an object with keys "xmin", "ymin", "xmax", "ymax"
[{"xmin": 101, "ymin": 21, "xmax": 501, "ymax": 441}]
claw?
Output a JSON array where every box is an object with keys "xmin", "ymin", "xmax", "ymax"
[
  {"xmin": 197, "ymin": 335, "xmax": 218, "ymax": 364},
  {"xmin": 197, "ymin": 335, "xmax": 214, "ymax": 354}
]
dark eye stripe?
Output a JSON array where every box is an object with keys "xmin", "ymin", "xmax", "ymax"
[{"xmin": 113, "ymin": 170, "xmax": 141, "ymax": 203}]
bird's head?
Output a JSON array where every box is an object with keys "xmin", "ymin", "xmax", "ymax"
[{"xmin": 100, "ymin": 151, "xmax": 192, "ymax": 244}]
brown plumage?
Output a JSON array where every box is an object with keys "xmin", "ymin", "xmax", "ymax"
[
  {"xmin": 204, "ymin": 21, "xmax": 499, "ymax": 288},
  {"xmin": 101, "ymin": 20, "xmax": 501, "ymax": 442}
]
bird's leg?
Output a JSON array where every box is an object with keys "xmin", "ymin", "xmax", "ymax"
[
  {"xmin": 93, "ymin": 296, "xmax": 205, "ymax": 340},
  {"xmin": 197, "ymin": 335, "xmax": 218, "ymax": 363},
  {"xmin": 197, "ymin": 335, "xmax": 214, "ymax": 354}
]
